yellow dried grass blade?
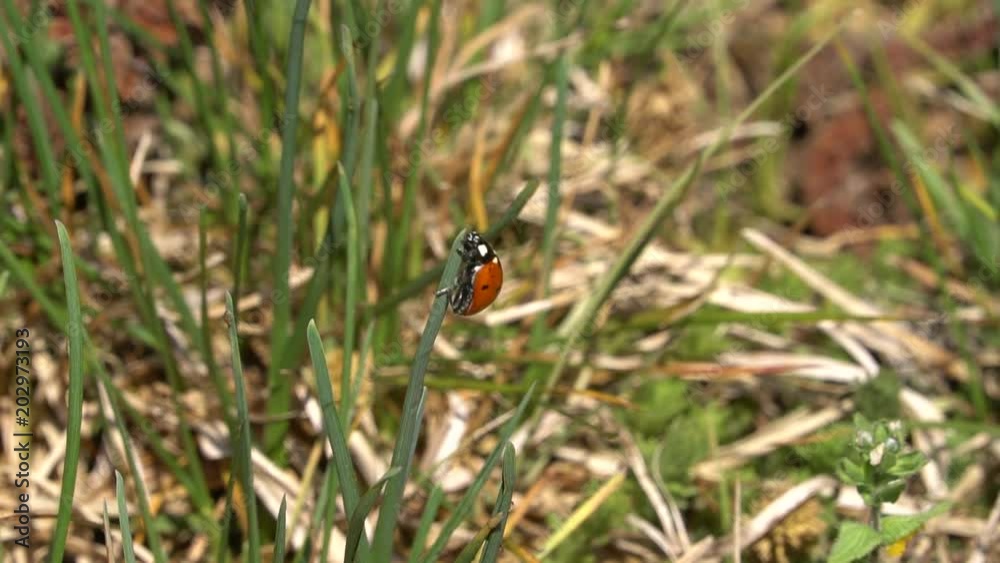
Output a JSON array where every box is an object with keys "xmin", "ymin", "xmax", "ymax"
[{"xmin": 537, "ymin": 472, "xmax": 628, "ymax": 559}]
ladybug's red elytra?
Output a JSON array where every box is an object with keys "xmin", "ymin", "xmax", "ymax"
[{"xmin": 446, "ymin": 230, "xmax": 503, "ymax": 316}]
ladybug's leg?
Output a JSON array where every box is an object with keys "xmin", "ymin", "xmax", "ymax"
[{"xmin": 435, "ymin": 237, "xmax": 473, "ymax": 297}]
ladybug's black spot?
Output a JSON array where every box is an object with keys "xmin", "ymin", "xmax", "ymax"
[{"xmin": 482, "ymin": 285, "xmax": 489, "ymax": 289}]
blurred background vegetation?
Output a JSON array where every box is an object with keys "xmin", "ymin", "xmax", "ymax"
[{"xmin": 0, "ymin": 0, "xmax": 998, "ymax": 561}]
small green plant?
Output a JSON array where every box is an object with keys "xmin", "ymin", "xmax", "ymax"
[{"xmin": 829, "ymin": 415, "xmax": 946, "ymax": 563}]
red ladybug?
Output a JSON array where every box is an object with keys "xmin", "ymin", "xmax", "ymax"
[{"xmin": 446, "ymin": 230, "xmax": 503, "ymax": 315}]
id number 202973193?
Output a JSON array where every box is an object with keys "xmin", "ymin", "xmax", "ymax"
[{"xmin": 12, "ymin": 328, "xmax": 33, "ymax": 548}]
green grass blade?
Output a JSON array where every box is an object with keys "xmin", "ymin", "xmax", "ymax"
[
  {"xmin": 2, "ymin": 0, "xmax": 101, "ymax": 207},
  {"xmin": 836, "ymin": 44, "xmax": 926, "ymax": 232},
  {"xmin": 165, "ymin": 0, "xmax": 220, "ymax": 166},
  {"xmin": 676, "ymin": 309, "xmax": 904, "ymax": 325},
  {"xmin": 233, "ymin": 193, "xmax": 250, "ymax": 306},
  {"xmin": 319, "ymin": 466, "xmax": 340, "ymax": 562},
  {"xmin": 215, "ymin": 469, "xmax": 238, "ymax": 563},
  {"xmin": 265, "ymin": 0, "xmax": 314, "ymax": 458},
  {"xmin": 479, "ymin": 442, "xmax": 517, "ymax": 562},
  {"xmin": 371, "ymin": 227, "xmax": 470, "ymax": 562},
  {"xmin": 475, "ymin": 0, "xmax": 504, "ymax": 32},
  {"xmin": 292, "ymin": 465, "xmax": 329, "ymax": 563},
  {"xmin": 338, "ymin": 25, "xmax": 362, "ymax": 177},
  {"xmin": 102, "ymin": 501, "xmax": 113, "ymax": 562},
  {"xmin": 902, "ymin": 34, "xmax": 1000, "ymax": 125},
  {"xmin": 356, "ymin": 99, "xmax": 379, "ymax": 307},
  {"xmin": 225, "ymin": 292, "xmax": 261, "ymax": 561},
  {"xmin": 243, "ymin": 0, "xmax": 275, "ymax": 127},
  {"xmin": 307, "ymin": 320, "xmax": 362, "ymax": 514},
  {"xmin": 0, "ymin": 243, "xmax": 67, "ymax": 325},
  {"xmin": 91, "ymin": 0, "xmax": 128, "ymax": 165},
  {"xmin": 275, "ymin": 255, "xmax": 330, "ymax": 385},
  {"xmin": 453, "ymin": 531, "xmax": 489, "ymax": 563},
  {"xmin": 345, "ymin": 467, "xmax": 402, "ymax": 563},
  {"xmin": 113, "ymin": 398, "xmax": 204, "ymax": 509},
  {"xmin": 351, "ymin": 322, "xmax": 375, "ymax": 405},
  {"xmin": 531, "ymin": 53, "xmax": 569, "ymax": 344},
  {"xmin": 406, "ymin": 486, "xmax": 444, "ymax": 563},
  {"xmin": 195, "ymin": 0, "xmax": 239, "ymax": 222},
  {"xmin": 92, "ymin": 361, "xmax": 167, "ymax": 562},
  {"xmin": 418, "ymin": 384, "xmax": 536, "ymax": 563},
  {"xmin": 384, "ymin": 0, "xmax": 444, "ymax": 317},
  {"xmin": 50, "ymin": 221, "xmax": 86, "ymax": 562},
  {"xmin": 892, "ymin": 121, "xmax": 967, "ymax": 236},
  {"xmin": 0, "ymin": 5, "xmax": 61, "ymax": 212},
  {"xmin": 201, "ymin": 208, "xmax": 235, "ymax": 434},
  {"xmin": 362, "ymin": 0, "xmax": 383, "ymax": 110},
  {"xmin": 338, "ymin": 163, "xmax": 360, "ymax": 416},
  {"xmin": 383, "ymin": 0, "xmax": 427, "ymax": 121},
  {"xmin": 274, "ymin": 495, "xmax": 289, "ymax": 562},
  {"xmin": 115, "ymin": 471, "xmax": 137, "ymax": 563},
  {"xmin": 835, "ymin": 39, "xmax": 956, "ymax": 295},
  {"xmin": 271, "ymin": 164, "xmax": 352, "ymax": 378}
]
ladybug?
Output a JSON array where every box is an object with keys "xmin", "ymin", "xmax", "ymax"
[{"xmin": 445, "ymin": 230, "xmax": 503, "ymax": 315}]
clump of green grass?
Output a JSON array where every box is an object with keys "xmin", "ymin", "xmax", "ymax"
[
  {"xmin": 5, "ymin": 1, "xmax": 1000, "ymax": 562},
  {"xmin": 6, "ymin": 0, "xmax": 539, "ymax": 556}
]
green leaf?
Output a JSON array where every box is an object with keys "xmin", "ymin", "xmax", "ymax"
[
  {"xmin": 886, "ymin": 451, "xmax": 926, "ymax": 478},
  {"xmin": 879, "ymin": 479, "xmax": 906, "ymax": 504},
  {"xmin": 837, "ymin": 459, "xmax": 866, "ymax": 486},
  {"xmin": 829, "ymin": 521, "xmax": 882, "ymax": 563},
  {"xmin": 873, "ymin": 423, "xmax": 890, "ymax": 445},
  {"xmin": 880, "ymin": 503, "xmax": 951, "ymax": 545},
  {"xmin": 853, "ymin": 413, "xmax": 871, "ymax": 428}
]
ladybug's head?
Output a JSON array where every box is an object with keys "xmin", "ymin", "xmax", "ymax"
[{"xmin": 460, "ymin": 230, "xmax": 495, "ymax": 264}]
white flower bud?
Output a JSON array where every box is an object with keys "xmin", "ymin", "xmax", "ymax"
[
  {"xmin": 869, "ymin": 443, "xmax": 886, "ymax": 466},
  {"xmin": 857, "ymin": 430, "xmax": 874, "ymax": 448}
]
